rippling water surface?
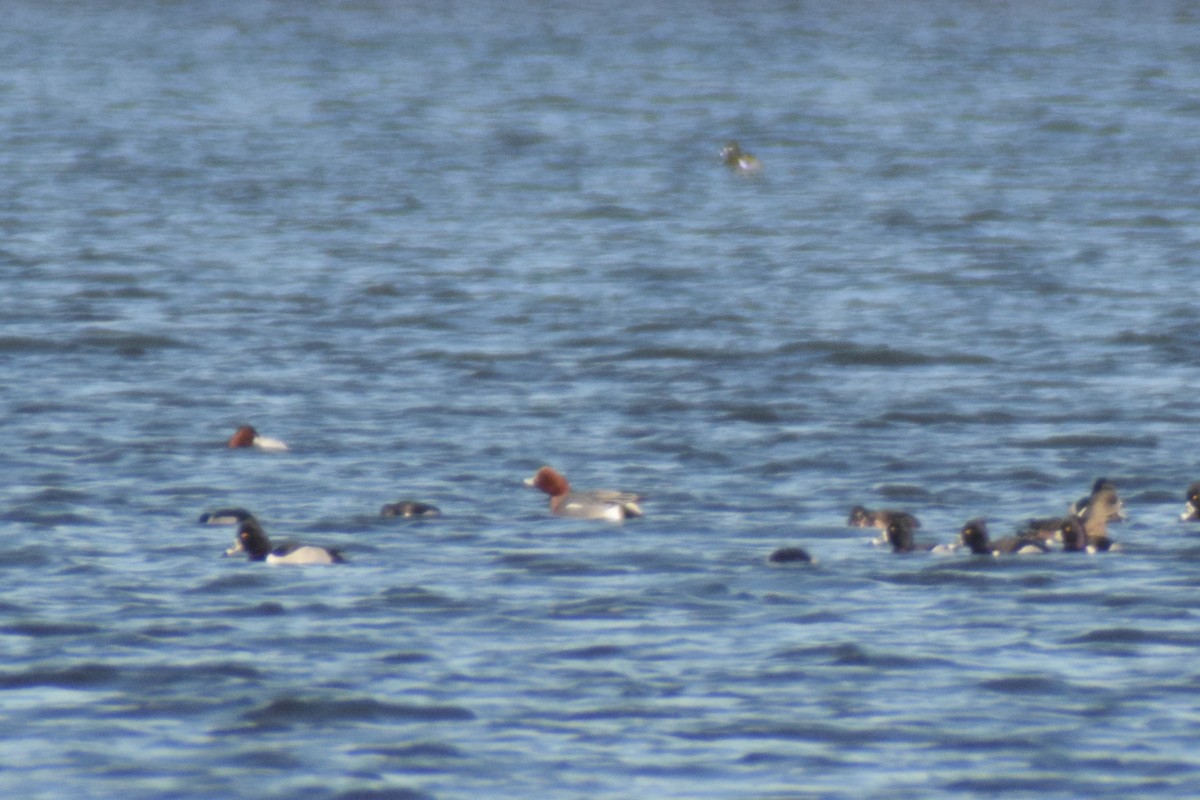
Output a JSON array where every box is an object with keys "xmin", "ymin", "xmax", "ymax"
[{"xmin": 3, "ymin": 2, "xmax": 1200, "ymax": 798}]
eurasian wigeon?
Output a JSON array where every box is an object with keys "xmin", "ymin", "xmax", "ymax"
[
  {"xmin": 721, "ymin": 140, "xmax": 762, "ymax": 174},
  {"xmin": 524, "ymin": 466, "xmax": 644, "ymax": 521},
  {"xmin": 224, "ymin": 517, "xmax": 344, "ymax": 565},
  {"xmin": 198, "ymin": 507, "xmax": 255, "ymax": 525},
  {"xmin": 1180, "ymin": 482, "xmax": 1200, "ymax": 521},
  {"xmin": 959, "ymin": 519, "xmax": 1049, "ymax": 556},
  {"xmin": 380, "ymin": 501, "xmax": 441, "ymax": 518},
  {"xmin": 227, "ymin": 425, "xmax": 289, "ymax": 452}
]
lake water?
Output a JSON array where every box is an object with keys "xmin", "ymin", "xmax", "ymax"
[{"xmin": 3, "ymin": 2, "xmax": 1200, "ymax": 798}]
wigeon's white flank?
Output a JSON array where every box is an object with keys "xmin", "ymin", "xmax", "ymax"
[
  {"xmin": 228, "ymin": 425, "xmax": 289, "ymax": 452},
  {"xmin": 524, "ymin": 466, "xmax": 644, "ymax": 521},
  {"xmin": 224, "ymin": 518, "xmax": 344, "ymax": 565}
]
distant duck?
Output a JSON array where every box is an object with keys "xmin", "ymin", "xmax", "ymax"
[
  {"xmin": 380, "ymin": 501, "xmax": 441, "ymax": 518},
  {"xmin": 847, "ymin": 506, "xmax": 921, "ymax": 530},
  {"xmin": 883, "ymin": 517, "xmax": 938, "ymax": 554},
  {"xmin": 768, "ymin": 546, "xmax": 813, "ymax": 564},
  {"xmin": 959, "ymin": 518, "xmax": 1049, "ymax": 556},
  {"xmin": 1070, "ymin": 478, "xmax": 1126, "ymax": 521},
  {"xmin": 1180, "ymin": 482, "xmax": 1200, "ymax": 521},
  {"xmin": 524, "ymin": 465, "xmax": 644, "ymax": 521},
  {"xmin": 224, "ymin": 517, "xmax": 344, "ymax": 565},
  {"xmin": 227, "ymin": 425, "xmax": 289, "ymax": 452},
  {"xmin": 1020, "ymin": 478, "xmax": 1124, "ymax": 541},
  {"xmin": 721, "ymin": 140, "xmax": 762, "ymax": 174},
  {"xmin": 198, "ymin": 507, "xmax": 255, "ymax": 525},
  {"xmin": 1058, "ymin": 517, "xmax": 1117, "ymax": 553},
  {"xmin": 849, "ymin": 506, "xmax": 921, "ymax": 545}
]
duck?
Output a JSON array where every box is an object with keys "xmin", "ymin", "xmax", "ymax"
[
  {"xmin": 380, "ymin": 501, "xmax": 441, "ymax": 518},
  {"xmin": 767, "ymin": 546, "xmax": 813, "ymax": 564},
  {"xmin": 883, "ymin": 517, "xmax": 939, "ymax": 553},
  {"xmin": 1070, "ymin": 478, "xmax": 1126, "ymax": 521},
  {"xmin": 524, "ymin": 466, "xmax": 643, "ymax": 521},
  {"xmin": 1019, "ymin": 478, "xmax": 1125, "ymax": 541},
  {"xmin": 1057, "ymin": 517, "xmax": 1116, "ymax": 553},
  {"xmin": 720, "ymin": 140, "xmax": 762, "ymax": 174},
  {"xmin": 1058, "ymin": 516, "xmax": 1119, "ymax": 553},
  {"xmin": 1180, "ymin": 481, "xmax": 1200, "ymax": 521},
  {"xmin": 198, "ymin": 507, "xmax": 255, "ymax": 525},
  {"xmin": 224, "ymin": 517, "xmax": 344, "ymax": 565},
  {"xmin": 227, "ymin": 425, "xmax": 289, "ymax": 452},
  {"xmin": 959, "ymin": 518, "xmax": 1049, "ymax": 556},
  {"xmin": 847, "ymin": 506, "xmax": 921, "ymax": 530}
]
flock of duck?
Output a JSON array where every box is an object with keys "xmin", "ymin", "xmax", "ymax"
[{"xmin": 210, "ymin": 426, "xmax": 1200, "ymax": 567}]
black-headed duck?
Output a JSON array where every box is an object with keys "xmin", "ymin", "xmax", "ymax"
[
  {"xmin": 768, "ymin": 546, "xmax": 813, "ymax": 564},
  {"xmin": 884, "ymin": 517, "xmax": 939, "ymax": 554},
  {"xmin": 959, "ymin": 519, "xmax": 1050, "ymax": 556},
  {"xmin": 224, "ymin": 518, "xmax": 345, "ymax": 565}
]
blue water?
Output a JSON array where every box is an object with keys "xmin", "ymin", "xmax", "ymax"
[{"xmin": 3, "ymin": 2, "xmax": 1200, "ymax": 797}]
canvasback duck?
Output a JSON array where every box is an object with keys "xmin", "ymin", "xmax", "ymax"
[
  {"xmin": 227, "ymin": 425, "xmax": 289, "ymax": 452},
  {"xmin": 199, "ymin": 507, "xmax": 255, "ymax": 525},
  {"xmin": 768, "ymin": 546, "xmax": 813, "ymax": 564},
  {"xmin": 1180, "ymin": 481, "xmax": 1200, "ymax": 521},
  {"xmin": 721, "ymin": 140, "xmax": 762, "ymax": 174},
  {"xmin": 380, "ymin": 501, "xmax": 441, "ymax": 518},
  {"xmin": 224, "ymin": 518, "xmax": 344, "ymax": 565},
  {"xmin": 959, "ymin": 519, "xmax": 1049, "ymax": 556},
  {"xmin": 524, "ymin": 466, "xmax": 643, "ymax": 521}
]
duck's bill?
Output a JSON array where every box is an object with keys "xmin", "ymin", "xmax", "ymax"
[
  {"xmin": 1181, "ymin": 502, "xmax": 1200, "ymax": 521},
  {"xmin": 224, "ymin": 541, "xmax": 244, "ymax": 556}
]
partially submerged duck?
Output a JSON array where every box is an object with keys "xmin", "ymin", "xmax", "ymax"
[
  {"xmin": 380, "ymin": 501, "xmax": 441, "ymax": 518},
  {"xmin": 767, "ymin": 546, "xmax": 813, "ymax": 564},
  {"xmin": 198, "ymin": 507, "xmax": 255, "ymax": 525}
]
